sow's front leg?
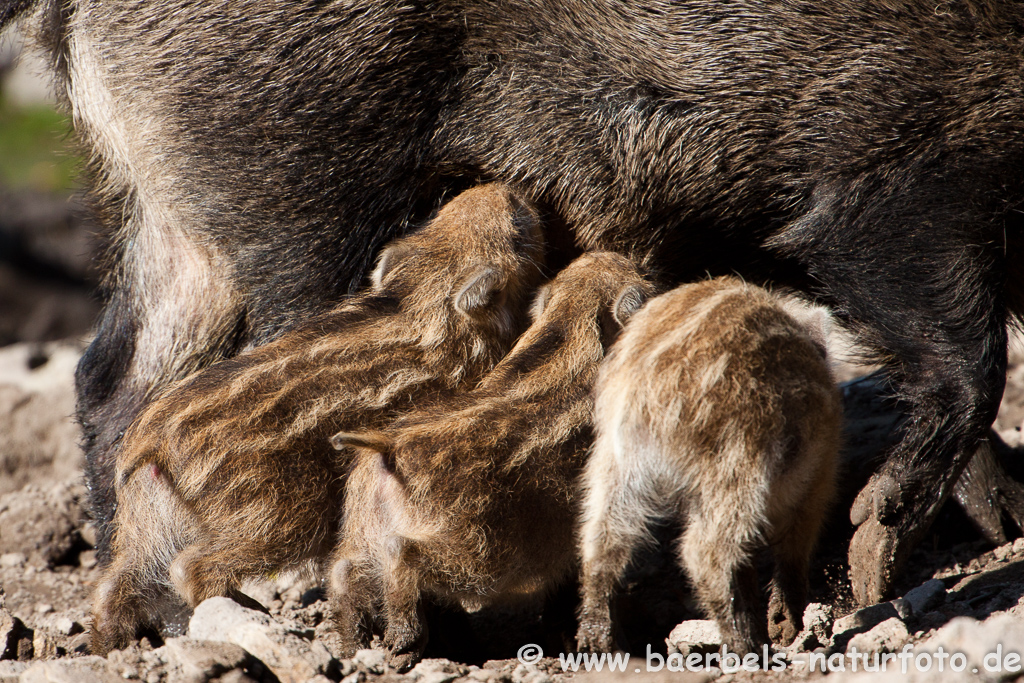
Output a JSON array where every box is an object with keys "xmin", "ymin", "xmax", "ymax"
[
  {"xmin": 842, "ymin": 374, "xmax": 1024, "ymax": 546},
  {"xmin": 777, "ymin": 179, "xmax": 1009, "ymax": 605}
]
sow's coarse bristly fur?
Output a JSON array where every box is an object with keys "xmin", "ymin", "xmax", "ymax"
[
  {"xmin": 7, "ymin": 0, "xmax": 1024, "ymax": 603},
  {"xmin": 88, "ymin": 184, "xmax": 546, "ymax": 655},
  {"xmin": 576, "ymin": 277, "xmax": 841, "ymax": 655},
  {"xmin": 328, "ymin": 252, "xmax": 655, "ymax": 672}
]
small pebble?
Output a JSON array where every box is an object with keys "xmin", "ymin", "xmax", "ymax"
[
  {"xmin": 0, "ymin": 553, "xmax": 26, "ymax": 568},
  {"xmin": 79, "ymin": 524, "xmax": 98, "ymax": 548},
  {"xmin": 79, "ymin": 551, "xmax": 98, "ymax": 570},
  {"xmin": 353, "ymin": 649, "xmax": 386, "ymax": 674},
  {"xmin": 993, "ymin": 543, "xmax": 1013, "ymax": 562}
]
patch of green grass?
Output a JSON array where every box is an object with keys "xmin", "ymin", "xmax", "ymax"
[{"xmin": 0, "ymin": 95, "xmax": 79, "ymax": 192}]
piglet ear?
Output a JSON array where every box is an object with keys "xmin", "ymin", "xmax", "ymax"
[
  {"xmin": 370, "ymin": 242, "xmax": 415, "ymax": 291},
  {"xmin": 528, "ymin": 284, "xmax": 552, "ymax": 322},
  {"xmin": 613, "ymin": 284, "xmax": 649, "ymax": 327},
  {"xmin": 508, "ymin": 193, "xmax": 544, "ymax": 244},
  {"xmin": 329, "ymin": 430, "xmax": 392, "ymax": 453},
  {"xmin": 455, "ymin": 265, "xmax": 503, "ymax": 315},
  {"xmin": 777, "ymin": 295, "xmax": 832, "ymax": 358}
]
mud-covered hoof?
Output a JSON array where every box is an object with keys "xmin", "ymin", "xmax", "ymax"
[
  {"xmin": 851, "ymin": 472, "xmax": 902, "ymax": 527},
  {"xmin": 954, "ymin": 436, "xmax": 1024, "ymax": 545},
  {"xmin": 848, "ymin": 515, "xmax": 899, "ymax": 606}
]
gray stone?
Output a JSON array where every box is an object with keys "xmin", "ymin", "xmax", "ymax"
[
  {"xmin": 410, "ymin": 659, "xmax": 465, "ymax": 683},
  {"xmin": 789, "ymin": 602, "xmax": 834, "ymax": 651},
  {"xmin": 0, "ymin": 344, "xmax": 85, "ymax": 497},
  {"xmin": 0, "ymin": 609, "xmax": 32, "ymax": 661},
  {"xmin": 67, "ymin": 633, "xmax": 90, "ymax": 654},
  {"xmin": 845, "ymin": 617, "xmax": 910, "ymax": 655},
  {"xmin": 832, "ymin": 602, "xmax": 903, "ymax": 653},
  {"xmin": 352, "ymin": 648, "xmax": 386, "ymax": 674},
  {"xmin": 20, "ymin": 657, "xmax": 122, "ymax": 683},
  {"xmin": 162, "ymin": 637, "xmax": 256, "ymax": 683},
  {"xmin": 31, "ymin": 630, "xmax": 60, "ymax": 660},
  {"xmin": 237, "ymin": 581, "xmax": 276, "ymax": 611},
  {"xmin": 209, "ymin": 672, "xmax": 258, "ymax": 683},
  {"xmin": 819, "ymin": 615, "xmax": 1024, "ymax": 682},
  {"xmin": 993, "ymin": 542, "xmax": 1014, "ymax": 562},
  {"xmin": 921, "ymin": 615, "xmax": 1024, "ymax": 668},
  {"xmin": 466, "ymin": 667, "xmax": 504, "ymax": 682},
  {"xmin": 902, "ymin": 579, "xmax": 946, "ymax": 616},
  {"xmin": 889, "ymin": 598, "xmax": 912, "ymax": 620},
  {"xmin": 833, "ymin": 602, "xmax": 901, "ymax": 638},
  {"xmin": 0, "ymin": 554, "xmax": 25, "ymax": 569},
  {"xmin": 78, "ymin": 551, "xmax": 97, "ymax": 570},
  {"xmin": 419, "ymin": 673, "xmax": 462, "ymax": 683},
  {"xmin": 0, "ymin": 661, "xmax": 27, "ymax": 683},
  {"xmin": 41, "ymin": 616, "xmax": 82, "ymax": 637},
  {"xmin": 79, "ymin": 523, "xmax": 98, "ymax": 549},
  {"xmin": 804, "ymin": 603, "xmax": 833, "ymax": 636},
  {"xmin": 511, "ymin": 664, "xmax": 551, "ymax": 683},
  {"xmin": 665, "ymin": 619, "xmax": 722, "ymax": 657},
  {"xmin": 188, "ymin": 597, "xmax": 334, "ymax": 683}
]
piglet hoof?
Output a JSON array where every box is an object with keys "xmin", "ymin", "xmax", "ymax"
[
  {"xmin": 89, "ymin": 623, "xmax": 130, "ymax": 656},
  {"xmin": 334, "ymin": 627, "xmax": 370, "ymax": 660},
  {"xmin": 384, "ymin": 620, "xmax": 427, "ymax": 673},
  {"xmin": 387, "ymin": 649, "xmax": 422, "ymax": 674},
  {"xmin": 576, "ymin": 620, "xmax": 613, "ymax": 654},
  {"xmin": 767, "ymin": 596, "xmax": 799, "ymax": 647}
]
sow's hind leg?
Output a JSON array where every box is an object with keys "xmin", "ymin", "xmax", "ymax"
[
  {"xmin": 772, "ymin": 178, "xmax": 1010, "ymax": 605},
  {"xmin": 76, "ymin": 230, "xmax": 246, "ymax": 564}
]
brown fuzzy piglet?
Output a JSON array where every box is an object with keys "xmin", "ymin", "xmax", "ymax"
[
  {"xmin": 576, "ymin": 277, "xmax": 840, "ymax": 655},
  {"xmin": 90, "ymin": 184, "xmax": 545, "ymax": 654},
  {"xmin": 329, "ymin": 251, "xmax": 655, "ymax": 671}
]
